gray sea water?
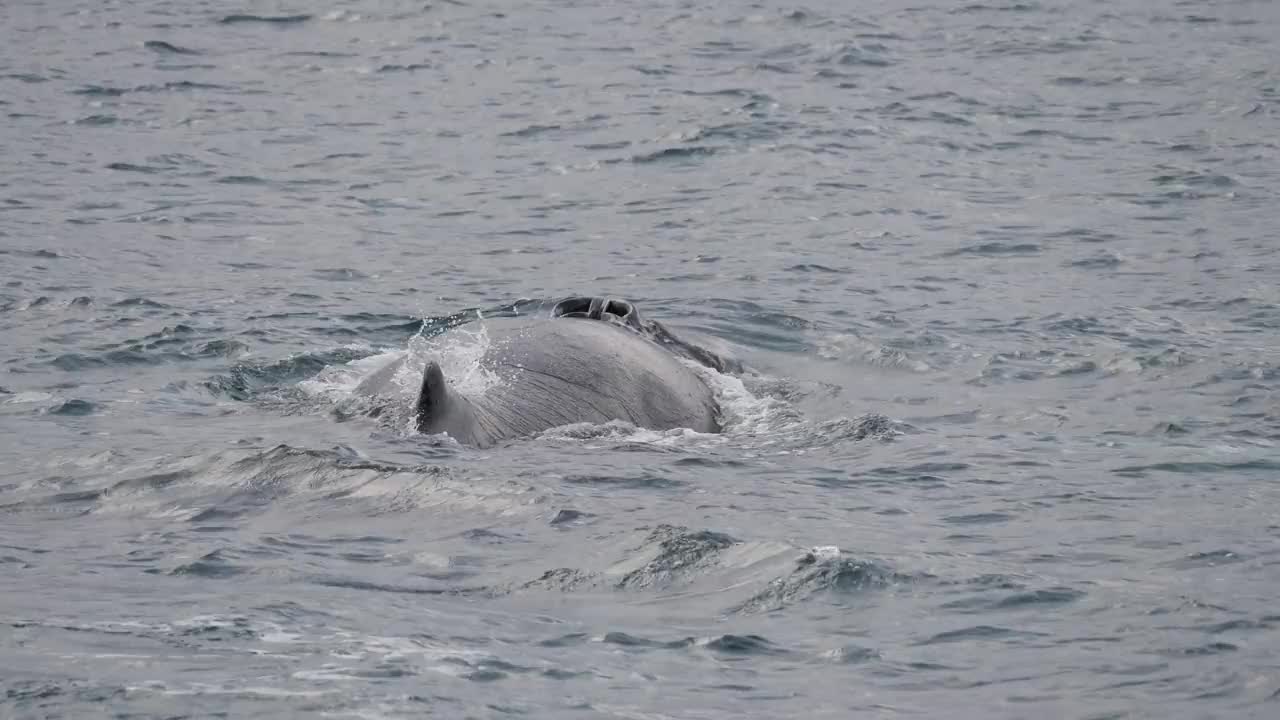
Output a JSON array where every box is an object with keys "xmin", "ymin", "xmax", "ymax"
[{"xmin": 3, "ymin": 0, "xmax": 1279, "ymax": 717}]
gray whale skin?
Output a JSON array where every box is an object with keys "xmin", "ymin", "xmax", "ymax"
[{"xmin": 358, "ymin": 297, "xmax": 723, "ymax": 447}]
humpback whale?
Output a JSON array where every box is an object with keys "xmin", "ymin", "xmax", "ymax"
[{"xmin": 355, "ymin": 297, "xmax": 726, "ymax": 447}]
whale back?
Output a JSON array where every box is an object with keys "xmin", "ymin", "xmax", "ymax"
[{"xmin": 416, "ymin": 317, "xmax": 720, "ymax": 447}]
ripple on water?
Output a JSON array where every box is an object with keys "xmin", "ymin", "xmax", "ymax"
[
  {"xmin": 615, "ymin": 525, "xmax": 738, "ymax": 590},
  {"xmin": 170, "ymin": 549, "xmax": 247, "ymax": 579},
  {"xmin": 142, "ymin": 40, "xmax": 202, "ymax": 55},
  {"xmin": 733, "ymin": 551, "xmax": 907, "ymax": 613},
  {"xmin": 701, "ymin": 634, "xmax": 789, "ymax": 656},
  {"xmin": 941, "ymin": 587, "xmax": 1087, "ymax": 613},
  {"xmin": 942, "ymin": 242, "xmax": 1042, "ymax": 257},
  {"xmin": 919, "ymin": 625, "xmax": 1047, "ymax": 645},
  {"xmin": 48, "ymin": 399, "xmax": 96, "ymax": 416},
  {"xmin": 560, "ymin": 472, "xmax": 686, "ymax": 489},
  {"xmin": 218, "ymin": 14, "xmax": 312, "ymax": 25},
  {"xmin": 601, "ymin": 632, "xmax": 693, "ymax": 650}
]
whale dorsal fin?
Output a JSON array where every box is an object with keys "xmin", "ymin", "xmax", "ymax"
[
  {"xmin": 415, "ymin": 361, "xmax": 487, "ymax": 446},
  {"xmin": 416, "ymin": 360, "xmax": 449, "ymax": 427}
]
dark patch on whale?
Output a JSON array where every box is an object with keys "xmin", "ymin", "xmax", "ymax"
[{"xmin": 355, "ymin": 297, "xmax": 728, "ymax": 447}]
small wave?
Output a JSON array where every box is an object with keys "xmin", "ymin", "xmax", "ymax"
[
  {"xmin": 521, "ymin": 568, "xmax": 600, "ymax": 593},
  {"xmin": 7, "ymin": 443, "xmax": 549, "ymax": 523},
  {"xmin": 45, "ymin": 331, "xmax": 247, "ymax": 373},
  {"xmin": 308, "ymin": 576, "xmax": 457, "ymax": 596},
  {"xmin": 375, "ymin": 63, "xmax": 431, "ymax": 73},
  {"xmin": 919, "ymin": 625, "xmax": 1045, "ymax": 645},
  {"xmin": 49, "ymin": 399, "xmax": 95, "ymax": 416},
  {"xmin": 73, "ymin": 114, "xmax": 120, "ymax": 126},
  {"xmin": 173, "ymin": 615, "xmax": 260, "ymax": 642},
  {"xmin": 785, "ymin": 263, "xmax": 844, "ymax": 273},
  {"xmin": 215, "ymin": 175, "xmax": 267, "ymax": 185},
  {"xmin": 51, "ymin": 351, "xmax": 160, "ymax": 370},
  {"xmin": 560, "ymin": 471, "xmax": 685, "ymax": 489},
  {"xmin": 1152, "ymin": 171, "xmax": 1237, "ymax": 188},
  {"xmin": 143, "ymin": 40, "xmax": 201, "ymax": 55},
  {"xmin": 5, "ymin": 72, "xmax": 49, "ymax": 83},
  {"xmin": 72, "ymin": 85, "xmax": 128, "ymax": 97},
  {"xmin": 1051, "ymin": 75, "xmax": 1122, "ymax": 87},
  {"xmin": 1165, "ymin": 549, "xmax": 1247, "ymax": 569},
  {"xmin": 548, "ymin": 508, "xmax": 594, "ymax": 527},
  {"xmin": 312, "ymin": 268, "xmax": 370, "ymax": 282},
  {"xmin": 218, "ymin": 14, "xmax": 312, "ymax": 25},
  {"xmin": 817, "ymin": 333, "xmax": 932, "ymax": 372},
  {"xmin": 539, "ymin": 632, "xmax": 589, "ymax": 647},
  {"xmin": 701, "ymin": 634, "xmax": 789, "ymax": 655},
  {"xmin": 0, "ymin": 248, "xmax": 60, "ymax": 259},
  {"xmin": 171, "ymin": 549, "xmax": 246, "ymax": 579},
  {"xmin": 943, "ymin": 242, "xmax": 1042, "ymax": 257},
  {"xmin": 953, "ymin": 2, "xmax": 1042, "ymax": 12},
  {"xmin": 942, "ymin": 512, "xmax": 1013, "ymax": 525},
  {"xmin": 111, "ymin": 297, "xmax": 170, "ymax": 308},
  {"xmin": 1156, "ymin": 642, "xmax": 1238, "ymax": 658},
  {"xmin": 281, "ymin": 51, "xmax": 358, "ymax": 59},
  {"xmin": 74, "ymin": 82, "xmax": 226, "ymax": 97},
  {"xmin": 734, "ymin": 548, "xmax": 906, "ymax": 613},
  {"xmin": 630, "ymin": 146, "xmax": 718, "ymax": 163},
  {"xmin": 601, "ymin": 632, "xmax": 693, "ymax": 649},
  {"xmin": 104, "ymin": 162, "xmax": 162, "ymax": 173},
  {"xmin": 1203, "ymin": 618, "xmax": 1275, "ymax": 634},
  {"xmin": 1015, "ymin": 128, "xmax": 1111, "ymax": 143},
  {"xmin": 822, "ymin": 461, "xmax": 968, "ymax": 489},
  {"xmin": 941, "ymin": 587, "xmax": 1086, "ymax": 612},
  {"xmin": 501, "ymin": 124, "xmax": 563, "ymax": 138},
  {"xmin": 1113, "ymin": 461, "xmax": 1279, "ymax": 477},
  {"xmin": 209, "ymin": 346, "xmax": 375, "ymax": 401},
  {"xmin": 1068, "ymin": 253, "xmax": 1124, "ymax": 269},
  {"xmin": 615, "ymin": 525, "xmax": 737, "ymax": 590},
  {"xmin": 818, "ymin": 44, "xmax": 895, "ymax": 68}
]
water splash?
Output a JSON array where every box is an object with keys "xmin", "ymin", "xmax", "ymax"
[
  {"xmin": 405, "ymin": 320, "xmax": 502, "ymax": 399},
  {"xmin": 686, "ymin": 361, "xmax": 803, "ymax": 437}
]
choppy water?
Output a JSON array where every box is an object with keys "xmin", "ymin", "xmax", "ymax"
[{"xmin": 3, "ymin": 0, "xmax": 1279, "ymax": 717}]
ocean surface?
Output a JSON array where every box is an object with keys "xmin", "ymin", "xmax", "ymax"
[{"xmin": 2, "ymin": 0, "xmax": 1279, "ymax": 717}]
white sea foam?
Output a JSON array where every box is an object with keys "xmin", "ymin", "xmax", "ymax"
[{"xmin": 685, "ymin": 361, "xmax": 802, "ymax": 438}]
